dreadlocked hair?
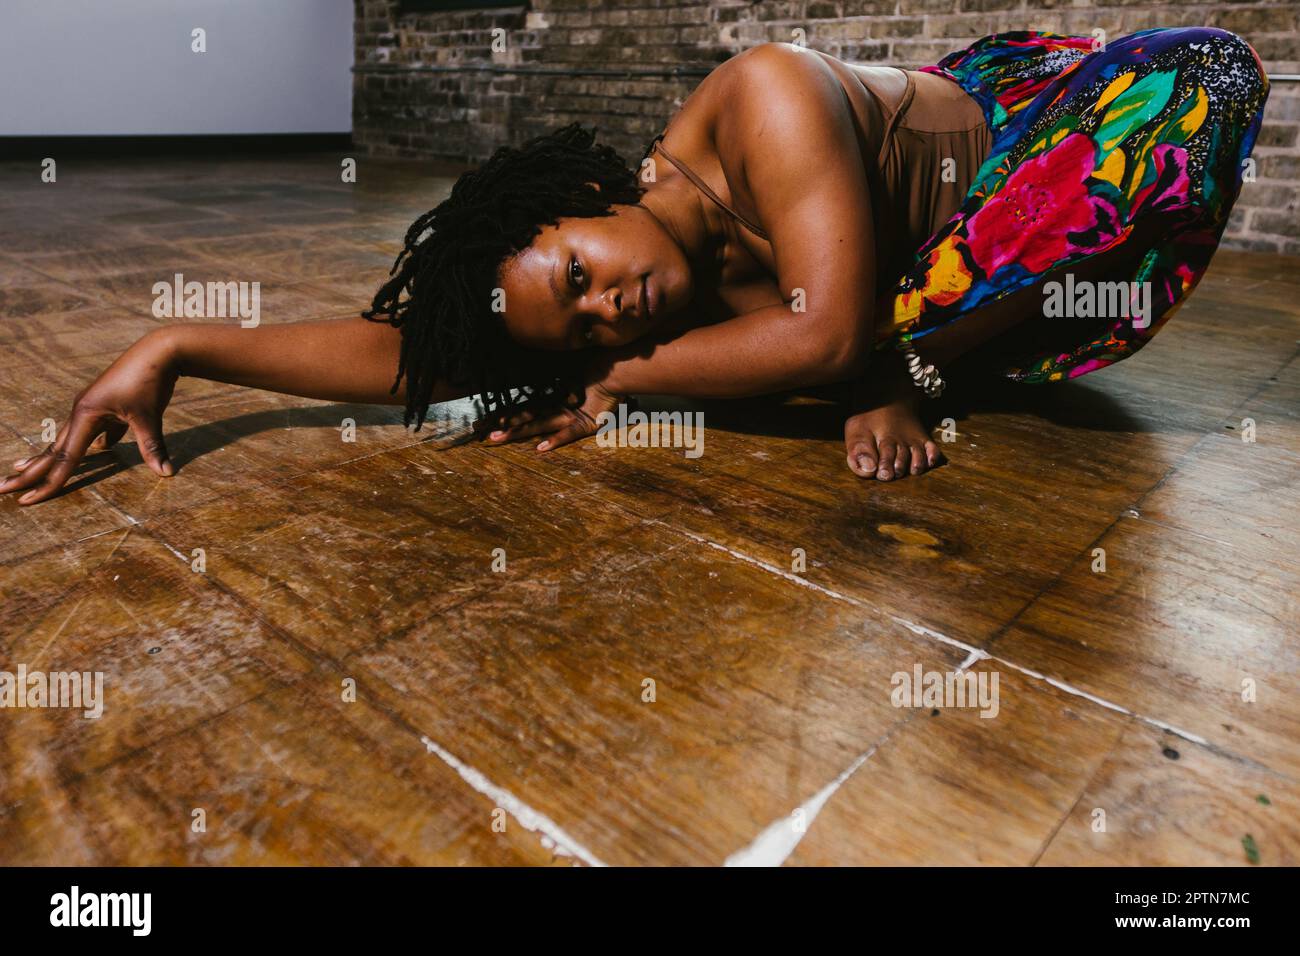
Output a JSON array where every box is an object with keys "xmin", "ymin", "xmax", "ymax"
[{"xmin": 363, "ymin": 122, "xmax": 645, "ymax": 429}]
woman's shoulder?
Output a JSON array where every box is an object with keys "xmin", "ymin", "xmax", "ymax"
[
  {"xmin": 662, "ymin": 44, "xmax": 849, "ymax": 160},
  {"xmin": 700, "ymin": 43, "xmax": 838, "ymax": 119},
  {"xmin": 721, "ymin": 41, "xmax": 828, "ymax": 80}
]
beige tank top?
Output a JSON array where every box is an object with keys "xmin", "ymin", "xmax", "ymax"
[{"xmin": 854, "ymin": 67, "xmax": 992, "ymax": 289}]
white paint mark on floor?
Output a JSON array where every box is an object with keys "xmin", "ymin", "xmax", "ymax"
[
  {"xmin": 421, "ymin": 735, "xmax": 607, "ymax": 867},
  {"xmin": 725, "ymin": 743, "xmax": 881, "ymax": 867},
  {"xmin": 160, "ymin": 540, "xmax": 189, "ymax": 562},
  {"xmin": 1018, "ymin": 663, "xmax": 1211, "ymax": 747},
  {"xmin": 889, "ymin": 613, "xmax": 982, "ymax": 657}
]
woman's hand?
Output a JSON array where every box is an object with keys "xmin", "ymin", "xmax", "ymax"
[
  {"xmin": 0, "ymin": 328, "xmax": 180, "ymax": 505},
  {"xmin": 479, "ymin": 381, "xmax": 622, "ymax": 452}
]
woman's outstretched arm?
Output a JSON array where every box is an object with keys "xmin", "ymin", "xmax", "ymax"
[
  {"xmin": 170, "ymin": 315, "xmax": 420, "ymax": 405},
  {"xmin": 0, "ymin": 316, "xmax": 465, "ymax": 505}
]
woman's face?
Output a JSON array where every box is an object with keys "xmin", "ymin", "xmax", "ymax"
[{"xmin": 498, "ymin": 203, "xmax": 693, "ymax": 351}]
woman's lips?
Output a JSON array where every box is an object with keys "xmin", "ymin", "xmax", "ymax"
[{"xmin": 643, "ymin": 275, "xmax": 657, "ymax": 322}]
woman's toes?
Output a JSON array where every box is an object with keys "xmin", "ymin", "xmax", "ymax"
[
  {"xmin": 876, "ymin": 440, "xmax": 897, "ymax": 480},
  {"xmin": 894, "ymin": 445, "xmax": 911, "ymax": 479},
  {"xmin": 925, "ymin": 440, "xmax": 941, "ymax": 468},
  {"xmin": 847, "ymin": 440, "xmax": 878, "ymax": 478},
  {"xmin": 911, "ymin": 445, "xmax": 926, "ymax": 475}
]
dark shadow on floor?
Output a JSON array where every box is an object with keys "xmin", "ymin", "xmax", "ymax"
[
  {"xmin": 633, "ymin": 368, "xmax": 1157, "ymax": 445},
  {"xmin": 55, "ymin": 402, "xmax": 455, "ymax": 499}
]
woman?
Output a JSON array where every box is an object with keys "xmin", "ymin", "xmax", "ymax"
[{"xmin": 1, "ymin": 27, "xmax": 1269, "ymax": 503}]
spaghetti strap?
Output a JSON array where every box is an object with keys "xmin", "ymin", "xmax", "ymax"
[
  {"xmin": 649, "ymin": 138, "xmax": 770, "ymax": 241},
  {"xmin": 875, "ymin": 71, "xmax": 916, "ymax": 168}
]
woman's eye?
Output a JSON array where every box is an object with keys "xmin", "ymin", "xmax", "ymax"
[{"xmin": 569, "ymin": 257, "xmax": 584, "ymax": 288}]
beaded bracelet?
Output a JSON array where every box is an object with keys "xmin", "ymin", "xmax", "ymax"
[{"xmin": 902, "ymin": 346, "xmax": 945, "ymax": 398}]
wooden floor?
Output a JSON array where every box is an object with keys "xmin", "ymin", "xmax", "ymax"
[{"xmin": 0, "ymin": 153, "xmax": 1296, "ymax": 866}]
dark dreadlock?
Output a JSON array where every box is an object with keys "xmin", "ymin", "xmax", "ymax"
[{"xmin": 364, "ymin": 123, "xmax": 645, "ymax": 429}]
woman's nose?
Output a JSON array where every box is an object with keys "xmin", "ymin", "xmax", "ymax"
[{"xmin": 598, "ymin": 287, "xmax": 624, "ymax": 323}]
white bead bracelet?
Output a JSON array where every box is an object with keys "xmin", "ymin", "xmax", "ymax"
[{"xmin": 903, "ymin": 346, "xmax": 945, "ymax": 398}]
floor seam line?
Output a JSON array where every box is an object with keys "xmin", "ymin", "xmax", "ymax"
[{"xmin": 1028, "ymin": 715, "xmax": 1134, "ymax": 866}]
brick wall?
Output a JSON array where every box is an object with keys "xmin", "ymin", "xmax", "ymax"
[{"xmin": 353, "ymin": 0, "xmax": 1300, "ymax": 252}]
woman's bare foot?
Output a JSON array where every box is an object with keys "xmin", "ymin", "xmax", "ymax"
[{"xmin": 844, "ymin": 357, "xmax": 944, "ymax": 481}]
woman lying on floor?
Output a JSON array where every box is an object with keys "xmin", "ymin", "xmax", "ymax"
[{"xmin": 2, "ymin": 27, "xmax": 1270, "ymax": 504}]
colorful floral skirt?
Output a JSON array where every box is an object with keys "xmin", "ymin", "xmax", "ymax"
[{"xmin": 880, "ymin": 27, "xmax": 1270, "ymax": 382}]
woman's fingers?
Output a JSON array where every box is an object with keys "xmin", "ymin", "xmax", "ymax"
[
  {"xmin": 13, "ymin": 420, "xmax": 130, "ymax": 470},
  {"xmin": 129, "ymin": 414, "xmax": 173, "ymax": 477},
  {"xmin": 481, "ymin": 405, "xmax": 547, "ymax": 442},
  {"xmin": 1, "ymin": 406, "xmax": 176, "ymax": 504},
  {"xmin": 2, "ymin": 444, "xmax": 56, "ymax": 488},
  {"xmin": 5, "ymin": 413, "xmax": 106, "ymax": 505},
  {"xmin": 88, "ymin": 421, "xmax": 129, "ymax": 453},
  {"xmin": 480, "ymin": 397, "xmax": 602, "ymax": 452},
  {"xmin": 499, "ymin": 413, "xmax": 572, "ymax": 444},
  {"xmin": 536, "ymin": 419, "xmax": 595, "ymax": 452},
  {"xmin": 2, "ymin": 432, "xmax": 69, "ymax": 492}
]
